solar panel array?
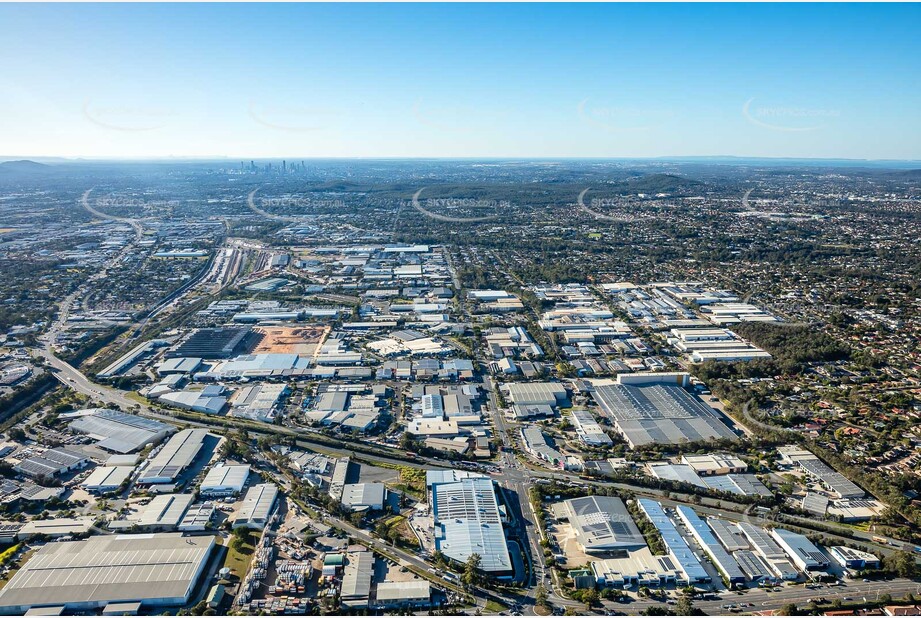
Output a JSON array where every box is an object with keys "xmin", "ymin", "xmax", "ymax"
[
  {"xmin": 636, "ymin": 499, "xmax": 710, "ymax": 584},
  {"xmin": 15, "ymin": 448, "xmax": 86, "ymax": 478},
  {"xmin": 706, "ymin": 517, "xmax": 749, "ymax": 552},
  {"xmin": 701, "ymin": 473, "xmax": 772, "ymax": 497},
  {"xmin": 675, "ymin": 506, "xmax": 746, "ymax": 583},
  {"xmin": 734, "ymin": 550, "xmax": 774, "ymax": 580},
  {"xmin": 565, "ymin": 496, "xmax": 645, "ymax": 551},
  {"xmin": 772, "ymin": 528, "xmax": 829, "ymax": 570},
  {"xmin": 795, "ymin": 457, "xmax": 864, "ymax": 498},
  {"xmin": 168, "ymin": 326, "xmax": 252, "ymax": 359}
]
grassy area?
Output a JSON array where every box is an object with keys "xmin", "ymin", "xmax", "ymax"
[
  {"xmin": 380, "ymin": 515, "xmax": 420, "ymax": 549},
  {"xmin": 386, "ymin": 466, "xmax": 426, "ymax": 499},
  {"xmin": 484, "ymin": 599, "xmax": 507, "ymax": 613},
  {"xmin": 123, "ymin": 391, "xmax": 150, "ymax": 406},
  {"xmin": 0, "ymin": 548, "xmax": 34, "ymax": 591},
  {"xmin": 0, "ymin": 544, "xmax": 20, "ymax": 566},
  {"xmin": 219, "ymin": 532, "xmax": 255, "ymax": 579}
]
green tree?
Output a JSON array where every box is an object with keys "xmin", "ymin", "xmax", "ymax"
[
  {"xmin": 582, "ymin": 588, "xmax": 599, "ymax": 610},
  {"xmin": 780, "ymin": 602, "xmax": 798, "ymax": 616},
  {"xmin": 230, "ymin": 527, "xmax": 250, "ymax": 552},
  {"xmin": 676, "ymin": 595, "xmax": 694, "ymax": 616},
  {"xmin": 883, "ymin": 549, "xmax": 918, "ymax": 578},
  {"xmin": 535, "ymin": 584, "xmax": 549, "ymax": 609},
  {"xmin": 462, "ymin": 553, "xmax": 483, "ymax": 588}
]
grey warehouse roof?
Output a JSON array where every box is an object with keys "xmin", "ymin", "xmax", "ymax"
[
  {"xmin": 69, "ymin": 409, "xmax": 175, "ymax": 454},
  {"xmin": 592, "ymin": 382, "xmax": 737, "ymax": 447},
  {"xmin": 234, "ymin": 483, "xmax": 278, "ymax": 528},
  {"xmin": 503, "ymin": 382, "xmax": 567, "ymax": 406},
  {"xmin": 200, "ymin": 464, "xmax": 250, "ymax": 492},
  {"xmin": 563, "ymin": 496, "xmax": 645, "ymax": 552},
  {"xmin": 139, "ymin": 429, "xmax": 209, "ymax": 483},
  {"xmin": 432, "ymin": 477, "xmax": 511, "ymax": 573},
  {"xmin": 0, "ymin": 533, "xmax": 215, "ymax": 613}
]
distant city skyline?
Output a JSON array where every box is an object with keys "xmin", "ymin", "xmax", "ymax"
[{"xmin": 1, "ymin": 3, "xmax": 919, "ymax": 160}]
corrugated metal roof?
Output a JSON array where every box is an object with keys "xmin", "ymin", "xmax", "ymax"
[{"xmin": 0, "ymin": 533, "xmax": 214, "ymax": 612}]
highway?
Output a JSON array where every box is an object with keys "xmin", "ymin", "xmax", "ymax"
[{"xmin": 38, "ymin": 342, "xmax": 910, "ymax": 555}]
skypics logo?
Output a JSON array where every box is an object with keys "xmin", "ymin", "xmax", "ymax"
[
  {"xmin": 82, "ymin": 99, "xmax": 174, "ymax": 132},
  {"xmin": 409, "ymin": 189, "xmax": 503, "ymax": 223},
  {"xmin": 743, "ymin": 97, "xmax": 841, "ymax": 132},
  {"xmin": 577, "ymin": 98, "xmax": 673, "ymax": 132},
  {"xmin": 577, "ymin": 188, "xmax": 631, "ymax": 222},
  {"xmin": 248, "ymin": 101, "xmax": 338, "ymax": 132},
  {"xmin": 246, "ymin": 188, "xmax": 343, "ymax": 222},
  {"xmin": 259, "ymin": 196, "xmax": 345, "ymax": 209},
  {"xmin": 94, "ymin": 196, "xmax": 179, "ymax": 211}
]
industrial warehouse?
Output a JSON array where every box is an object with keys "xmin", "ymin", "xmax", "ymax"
[
  {"xmin": 558, "ymin": 496, "xmax": 646, "ymax": 553},
  {"xmin": 545, "ymin": 489, "xmax": 872, "ymax": 595},
  {"xmin": 67, "ymin": 407, "xmax": 175, "ymax": 453},
  {"xmin": 233, "ymin": 483, "xmax": 279, "ymax": 530},
  {"xmin": 0, "ymin": 183, "xmax": 908, "ymax": 618},
  {"xmin": 0, "ymin": 533, "xmax": 215, "ymax": 614},
  {"xmin": 138, "ymin": 428, "xmax": 211, "ymax": 484},
  {"xmin": 590, "ymin": 374, "xmax": 738, "ymax": 447},
  {"xmin": 430, "ymin": 475, "xmax": 512, "ymax": 575}
]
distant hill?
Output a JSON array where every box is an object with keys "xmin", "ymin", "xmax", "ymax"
[
  {"xmin": 885, "ymin": 169, "xmax": 921, "ymax": 180},
  {"xmin": 0, "ymin": 160, "xmax": 50, "ymax": 174}
]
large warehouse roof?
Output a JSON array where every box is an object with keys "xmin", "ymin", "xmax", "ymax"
[
  {"xmin": 133, "ymin": 494, "xmax": 195, "ymax": 528},
  {"xmin": 138, "ymin": 429, "xmax": 209, "ymax": 484},
  {"xmin": 675, "ymin": 507, "xmax": 746, "ymax": 584},
  {"xmin": 200, "ymin": 464, "xmax": 250, "ymax": 494},
  {"xmin": 340, "ymin": 551, "xmax": 374, "ymax": 606},
  {"xmin": 15, "ymin": 448, "xmax": 87, "ymax": 479},
  {"xmin": 432, "ymin": 477, "xmax": 511, "ymax": 573},
  {"xmin": 562, "ymin": 496, "xmax": 645, "ymax": 552},
  {"xmin": 502, "ymin": 382, "xmax": 567, "ymax": 406},
  {"xmin": 69, "ymin": 409, "xmax": 175, "ymax": 454},
  {"xmin": 167, "ymin": 326, "xmax": 252, "ymax": 359},
  {"xmin": 771, "ymin": 528, "xmax": 829, "ymax": 571},
  {"xmin": 0, "ymin": 533, "xmax": 215, "ymax": 613},
  {"xmin": 80, "ymin": 466, "xmax": 134, "ymax": 492},
  {"xmin": 592, "ymin": 381, "xmax": 737, "ymax": 447},
  {"xmin": 233, "ymin": 483, "xmax": 278, "ymax": 529}
]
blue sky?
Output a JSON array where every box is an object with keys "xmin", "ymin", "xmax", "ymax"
[{"xmin": 1, "ymin": 3, "xmax": 919, "ymax": 160}]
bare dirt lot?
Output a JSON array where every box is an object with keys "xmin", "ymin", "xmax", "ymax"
[
  {"xmin": 253, "ymin": 326, "xmax": 328, "ymax": 355},
  {"xmin": 549, "ymin": 521, "xmax": 590, "ymax": 569}
]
